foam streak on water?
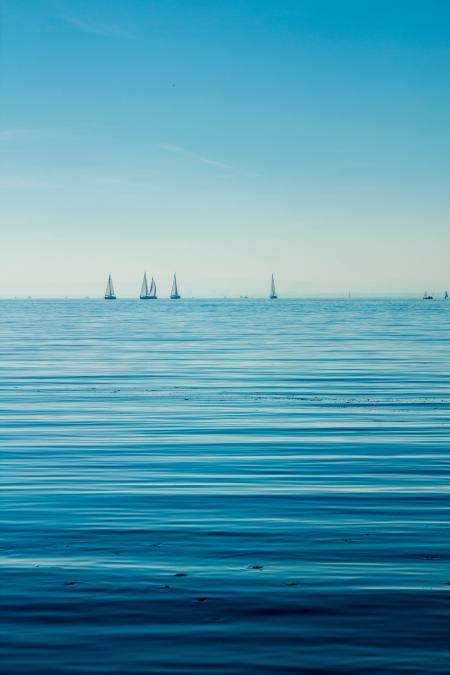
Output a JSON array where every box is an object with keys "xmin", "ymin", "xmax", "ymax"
[{"xmin": 1, "ymin": 299, "xmax": 450, "ymax": 674}]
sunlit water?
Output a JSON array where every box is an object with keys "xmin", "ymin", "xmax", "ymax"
[{"xmin": 1, "ymin": 299, "xmax": 449, "ymax": 674}]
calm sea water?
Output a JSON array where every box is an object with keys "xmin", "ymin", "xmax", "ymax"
[{"xmin": 1, "ymin": 299, "xmax": 450, "ymax": 674}]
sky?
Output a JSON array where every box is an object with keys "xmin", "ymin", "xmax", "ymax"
[{"xmin": 1, "ymin": 0, "xmax": 450, "ymax": 297}]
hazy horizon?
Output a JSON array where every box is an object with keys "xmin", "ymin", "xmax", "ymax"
[
  {"xmin": 0, "ymin": 289, "xmax": 446, "ymax": 300},
  {"xmin": 1, "ymin": 0, "xmax": 450, "ymax": 296}
]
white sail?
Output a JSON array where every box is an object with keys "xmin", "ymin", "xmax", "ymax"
[
  {"xmin": 140, "ymin": 273, "xmax": 149, "ymax": 298},
  {"xmin": 149, "ymin": 277, "xmax": 157, "ymax": 298},
  {"xmin": 105, "ymin": 275, "xmax": 116, "ymax": 299},
  {"xmin": 171, "ymin": 274, "xmax": 180, "ymax": 299},
  {"xmin": 270, "ymin": 274, "xmax": 277, "ymax": 299}
]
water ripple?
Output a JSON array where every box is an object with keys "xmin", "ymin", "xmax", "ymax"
[{"xmin": 1, "ymin": 299, "xmax": 450, "ymax": 673}]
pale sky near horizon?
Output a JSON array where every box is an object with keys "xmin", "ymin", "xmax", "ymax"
[{"xmin": 1, "ymin": 0, "xmax": 450, "ymax": 297}]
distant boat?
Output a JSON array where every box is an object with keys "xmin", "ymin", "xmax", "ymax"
[
  {"xmin": 170, "ymin": 274, "xmax": 180, "ymax": 299},
  {"xmin": 445, "ymin": 291, "xmax": 448, "ymax": 300},
  {"xmin": 140, "ymin": 273, "xmax": 157, "ymax": 300},
  {"xmin": 269, "ymin": 274, "xmax": 278, "ymax": 299},
  {"xmin": 104, "ymin": 275, "xmax": 116, "ymax": 300},
  {"xmin": 423, "ymin": 291, "xmax": 433, "ymax": 300}
]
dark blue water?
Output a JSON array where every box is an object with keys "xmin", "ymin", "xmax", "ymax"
[{"xmin": 1, "ymin": 299, "xmax": 450, "ymax": 674}]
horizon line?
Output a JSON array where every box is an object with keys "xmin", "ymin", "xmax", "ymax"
[{"xmin": 0, "ymin": 294, "xmax": 447, "ymax": 301}]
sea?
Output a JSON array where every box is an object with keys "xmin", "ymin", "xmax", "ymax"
[{"xmin": 1, "ymin": 298, "xmax": 449, "ymax": 674}]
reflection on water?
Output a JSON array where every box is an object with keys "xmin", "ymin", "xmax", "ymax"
[{"xmin": 1, "ymin": 299, "xmax": 450, "ymax": 673}]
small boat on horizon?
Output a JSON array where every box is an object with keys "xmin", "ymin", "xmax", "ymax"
[
  {"xmin": 269, "ymin": 274, "xmax": 278, "ymax": 299},
  {"xmin": 445, "ymin": 291, "xmax": 448, "ymax": 300},
  {"xmin": 104, "ymin": 275, "xmax": 116, "ymax": 300},
  {"xmin": 140, "ymin": 273, "xmax": 157, "ymax": 300},
  {"xmin": 423, "ymin": 291, "xmax": 433, "ymax": 300},
  {"xmin": 170, "ymin": 274, "xmax": 180, "ymax": 299}
]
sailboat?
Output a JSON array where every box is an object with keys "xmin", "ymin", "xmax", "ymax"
[
  {"xmin": 149, "ymin": 276, "xmax": 157, "ymax": 299},
  {"xmin": 423, "ymin": 291, "xmax": 433, "ymax": 300},
  {"xmin": 445, "ymin": 291, "xmax": 448, "ymax": 300},
  {"xmin": 269, "ymin": 274, "xmax": 278, "ymax": 299},
  {"xmin": 104, "ymin": 275, "xmax": 116, "ymax": 300},
  {"xmin": 170, "ymin": 274, "xmax": 180, "ymax": 299},
  {"xmin": 140, "ymin": 273, "xmax": 157, "ymax": 299}
]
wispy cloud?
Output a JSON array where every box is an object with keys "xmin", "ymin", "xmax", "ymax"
[
  {"xmin": 158, "ymin": 143, "xmax": 236, "ymax": 171},
  {"xmin": 57, "ymin": 12, "xmax": 133, "ymax": 38},
  {"xmin": 0, "ymin": 176, "xmax": 61, "ymax": 190},
  {"xmin": 0, "ymin": 128, "xmax": 43, "ymax": 142},
  {"xmin": 158, "ymin": 143, "xmax": 260, "ymax": 178},
  {"xmin": 93, "ymin": 176, "xmax": 143, "ymax": 187},
  {"xmin": 0, "ymin": 168, "xmax": 143, "ymax": 191}
]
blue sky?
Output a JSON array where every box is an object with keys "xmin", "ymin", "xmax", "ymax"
[{"xmin": 1, "ymin": 0, "xmax": 450, "ymax": 296}]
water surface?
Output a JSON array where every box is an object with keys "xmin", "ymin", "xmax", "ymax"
[{"xmin": 1, "ymin": 299, "xmax": 450, "ymax": 673}]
